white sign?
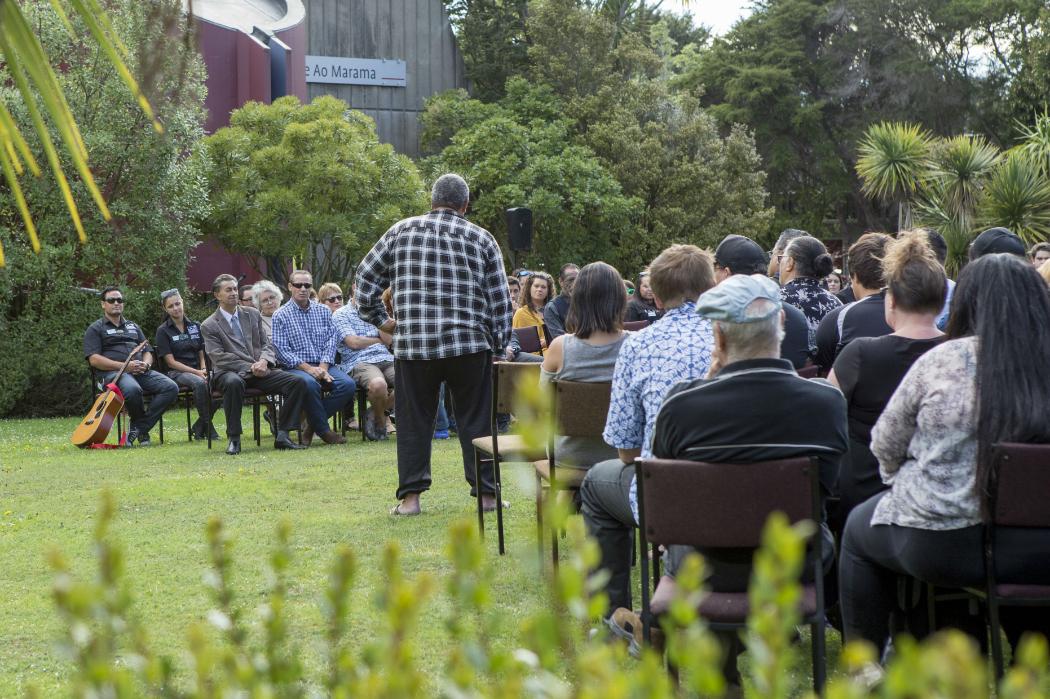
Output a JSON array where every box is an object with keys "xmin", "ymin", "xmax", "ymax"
[{"xmin": 305, "ymin": 56, "xmax": 407, "ymax": 87}]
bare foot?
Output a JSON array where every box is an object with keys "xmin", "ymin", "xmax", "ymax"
[{"xmin": 392, "ymin": 492, "xmax": 421, "ymax": 516}]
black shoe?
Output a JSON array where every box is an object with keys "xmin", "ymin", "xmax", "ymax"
[
  {"xmin": 225, "ymin": 439, "xmax": 241, "ymax": 455},
  {"xmin": 274, "ymin": 431, "xmax": 306, "ymax": 450},
  {"xmin": 125, "ymin": 427, "xmax": 140, "ymax": 447},
  {"xmin": 137, "ymin": 432, "xmax": 152, "ymax": 447}
]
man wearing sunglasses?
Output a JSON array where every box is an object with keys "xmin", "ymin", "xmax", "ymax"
[
  {"xmin": 270, "ymin": 269, "xmax": 353, "ymax": 445},
  {"xmin": 83, "ymin": 285, "xmax": 179, "ymax": 446}
]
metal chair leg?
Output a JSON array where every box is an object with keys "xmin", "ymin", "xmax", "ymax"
[
  {"xmin": 988, "ymin": 597, "xmax": 1005, "ymax": 679},
  {"xmin": 474, "ymin": 450, "xmax": 485, "ymax": 539},
  {"xmin": 494, "ymin": 458, "xmax": 505, "ymax": 555},
  {"xmin": 535, "ymin": 474, "xmax": 545, "ymax": 566},
  {"xmin": 812, "ymin": 620, "xmax": 826, "ymax": 695},
  {"xmin": 253, "ymin": 402, "xmax": 261, "ymax": 446}
]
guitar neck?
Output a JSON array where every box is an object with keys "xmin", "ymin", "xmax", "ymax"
[{"xmin": 111, "ymin": 342, "xmax": 147, "ymax": 384}]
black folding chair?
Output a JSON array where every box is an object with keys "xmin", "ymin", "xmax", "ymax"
[
  {"xmin": 968, "ymin": 442, "xmax": 1050, "ymax": 678},
  {"xmin": 636, "ymin": 456, "xmax": 826, "ymax": 694},
  {"xmin": 157, "ymin": 356, "xmax": 195, "ymax": 441}
]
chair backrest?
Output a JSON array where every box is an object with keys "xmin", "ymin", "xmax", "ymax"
[
  {"xmin": 516, "ymin": 325, "xmax": 543, "ymax": 354},
  {"xmin": 553, "ymin": 380, "xmax": 611, "ymax": 438},
  {"xmin": 623, "ymin": 320, "xmax": 650, "ymax": 332},
  {"xmin": 991, "ymin": 443, "xmax": 1050, "ymax": 528},
  {"xmin": 494, "ymin": 361, "xmax": 542, "ymax": 414},
  {"xmin": 636, "ymin": 456, "xmax": 818, "ymax": 549},
  {"xmin": 796, "ymin": 364, "xmax": 819, "ymax": 379}
]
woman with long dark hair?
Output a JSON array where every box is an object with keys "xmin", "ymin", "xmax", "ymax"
[
  {"xmin": 541, "ymin": 262, "xmax": 627, "ymax": 473},
  {"xmin": 828, "ymin": 231, "xmax": 946, "ymax": 520},
  {"xmin": 839, "ymin": 253, "xmax": 1050, "ymax": 663},
  {"xmin": 778, "ymin": 236, "xmax": 842, "ymax": 349},
  {"xmin": 513, "ymin": 272, "xmax": 555, "ymax": 354}
]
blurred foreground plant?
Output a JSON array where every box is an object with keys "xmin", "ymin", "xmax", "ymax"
[{"xmin": 45, "ymin": 492, "xmax": 1050, "ymax": 697}]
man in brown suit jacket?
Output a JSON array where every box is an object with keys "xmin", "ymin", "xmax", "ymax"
[{"xmin": 202, "ymin": 274, "xmax": 307, "ymax": 454}]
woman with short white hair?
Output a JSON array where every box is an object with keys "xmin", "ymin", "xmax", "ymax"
[{"xmin": 251, "ymin": 280, "xmax": 284, "ymax": 339}]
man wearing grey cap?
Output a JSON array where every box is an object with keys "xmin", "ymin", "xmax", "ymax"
[{"xmin": 587, "ymin": 275, "xmax": 847, "ymax": 685}]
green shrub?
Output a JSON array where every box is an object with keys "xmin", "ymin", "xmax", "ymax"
[
  {"xmin": 0, "ymin": 0, "xmax": 207, "ymax": 417},
  {"xmin": 42, "ymin": 492, "xmax": 1050, "ymax": 697}
]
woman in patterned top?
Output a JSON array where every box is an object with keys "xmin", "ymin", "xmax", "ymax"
[
  {"xmin": 778, "ymin": 236, "xmax": 841, "ymax": 350},
  {"xmin": 839, "ymin": 253, "xmax": 1050, "ymax": 664},
  {"xmin": 513, "ymin": 272, "xmax": 555, "ymax": 354}
]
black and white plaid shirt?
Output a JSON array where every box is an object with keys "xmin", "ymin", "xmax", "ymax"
[{"xmin": 355, "ymin": 209, "xmax": 512, "ymax": 360}]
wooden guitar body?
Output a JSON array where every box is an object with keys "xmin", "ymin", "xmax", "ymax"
[{"xmin": 71, "ymin": 390, "xmax": 126, "ymax": 446}]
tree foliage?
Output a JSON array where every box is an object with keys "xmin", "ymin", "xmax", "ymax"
[
  {"xmin": 0, "ymin": 0, "xmax": 208, "ymax": 417},
  {"xmin": 198, "ymin": 96, "xmax": 428, "ymax": 286},
  {"xmin": 421, "ymin": 84, "xmax": 639, "ymax": 272},
  {"xmin": 674, "ymin": 0, "xmax": 1049, "ymax": 237},
  {"xmin": 426, "ymin": 0, "xmax": 771, "ymax": 275}
]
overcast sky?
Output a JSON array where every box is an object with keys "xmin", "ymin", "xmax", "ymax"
[{"xmin": 689, "ymin": 0, "xmax": 753, "ymax": 35}]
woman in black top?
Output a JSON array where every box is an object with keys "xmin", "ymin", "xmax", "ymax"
[
  {"xmin": 155, "ymin": 289, "xmax": 217, "ymax": 440},
  {"xmin": 624, "ymin": 269, "xmax": 663, "ymax": 323},
  {"xmin": 828, "ymin": 231, "xmax": 946, "ymax": 518}
]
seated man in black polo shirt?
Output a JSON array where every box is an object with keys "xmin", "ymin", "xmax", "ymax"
[
  {"xmin": 155, "ymin": 288, "xmax": 219, "ymax": 441},
  {"xmin": 84, "ymin": 285, "xmax": 179, "ymax": 446},
  {"xmin": 584, "ymin": 274, "xmax": 847, "ymax": 685}
]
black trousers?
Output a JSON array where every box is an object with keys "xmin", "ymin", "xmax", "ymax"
[
  {"xmin": 840, "ymin": 491, "xmax": 1050, "ymax": 652},
  {"xmin": 394, "ymin": 351, "xmax": 494, "ymax": 500},
  {"xmin": 215, "ymin": 370, "xmax": 306, "ymax": 438}
]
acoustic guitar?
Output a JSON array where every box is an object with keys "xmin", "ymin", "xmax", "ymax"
[{"xmin": 71, "ymin": 340, "xmax": 148, "ymax": 447}]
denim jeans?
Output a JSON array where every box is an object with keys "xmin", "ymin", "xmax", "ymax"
[
  {"xmin": 103, "ymin": 369, "xmax": 178, "ymax": 435},
  {"xmin": 286, "ymin": 364, "xmax": 355, "ymax": 434}
]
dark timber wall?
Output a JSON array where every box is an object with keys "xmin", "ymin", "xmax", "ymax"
[{"xmin": 304, "ymin": 0, "xmax": 469, "ymax": 157}]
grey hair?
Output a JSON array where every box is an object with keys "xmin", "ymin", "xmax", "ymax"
[
  {"xmin": 251, "ymin": 280, "xmax": 284, "ymax": 309},
  {"xmin": 431, "ymin": 173, "xmax": 470, "ymax": 210},
  {"xmin": 713, "ymin": 298, "xmax": 784, "ymax": 362},
  {"xmin": 773, "ymin": 228, "xmax": 809, "ymax": 254}
]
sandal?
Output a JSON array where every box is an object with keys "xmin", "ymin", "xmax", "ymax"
[{"xmin": 390, "ymin": 503, "xmax": 421, "ymax": 516}]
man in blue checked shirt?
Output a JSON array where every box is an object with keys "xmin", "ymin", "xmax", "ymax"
[
  {"xmin": 578, "ymin": 244, "xmax": 717, "ymax": 615},
  {"xmin": 356, "ymin": 173, "xmax": 512, "ymax": 516},
  {"xmin": 270, "ymin": 269, "xmax": 353, "ymax": 445}
]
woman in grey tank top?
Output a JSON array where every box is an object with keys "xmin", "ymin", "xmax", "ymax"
[{"xmin": 541, "ymin": 262, "xmax": 628, "ymax": 471}]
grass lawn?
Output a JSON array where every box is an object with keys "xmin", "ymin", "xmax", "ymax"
[{"xmin": 0, "ymin": 411, "xmax": 840, "ymax": 695}]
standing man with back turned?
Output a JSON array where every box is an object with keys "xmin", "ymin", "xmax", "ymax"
[{"xmin": 356, "ymin": 173, "xmax": 512, "ymax": 516}]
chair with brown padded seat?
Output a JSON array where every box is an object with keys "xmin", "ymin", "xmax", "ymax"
[
  {"xmin": 623, "ymin": 319, "xmax": 650, "ymax": 332},
  {"xmin": 636, "ymin": 456, "xmax": 826, "ymax": 694},
  {"xmin": 472, "ymin": 361, "xmax": 545, "ymax": 554},
  {"xmin": 534, "ymin": 379, "xmax": 612, "ymax": 569},
  {"xmin": 965, "ymin": 442, "xmax": 1050, "ymax": 678}
]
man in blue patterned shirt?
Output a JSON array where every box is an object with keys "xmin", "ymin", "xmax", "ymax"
[
  {"xmin": 271, "ymin": 269, "xmax": 353, "ymax": 445},
  {"xmin": 356, "ymin": 174, "xmax": 512, "ymax": 515},
  {"xmin": 333, "ymin": 286, "xmax": 395, "ymax": 441},
  {"xmin": 579, "ymin": 243, "xmax": 717, "ymax": 614}
]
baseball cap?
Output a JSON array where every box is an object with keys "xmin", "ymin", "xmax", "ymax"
[
  {"xmin": 695, "ymin": 274, "xmax": 782, "ymax": 323},
  {"xmin": 970, "ymin": 227, "xmax": 1026, "ymax": 260},
  {"xmin": 714, "ymin": 235, "xmax": 768, "ymax": 275}
]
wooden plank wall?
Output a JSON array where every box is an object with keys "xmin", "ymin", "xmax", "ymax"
[{"xmin": 304, "ymin": 0, "xmax": 468, "ymax": 157}]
